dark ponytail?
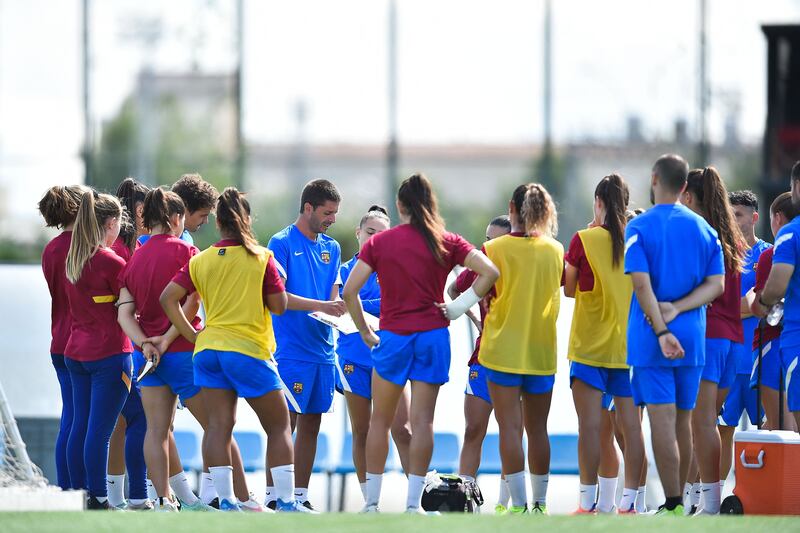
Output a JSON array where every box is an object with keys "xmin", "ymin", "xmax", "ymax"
[
  {"xmin": 115, "ymin": 177, "xmax": 149, "ymax": 252},
  {"xmin": 142, "ymin": 188, "xmax": 186, "ymax": 232},
  {"xmin": 595, "ymin": 174, "xmax": 630, "ymax": 267},
  {"xmin": 397, "ymin": 174, "xmax": 447, "ymax": 265},
  {"xmin": 217, "ymin": 187, "xmax": 259, "ymax": 255},
  {"xmin": 359, "ymin": 204, "xmax": 391, "ymax": 228},
  {"xmin": 686, "ymin": 167, "xmax": 745, "ymax": 271},
  {"xmin": 38, "ymin": 185, "xmax": 86, "ymax": 228}
]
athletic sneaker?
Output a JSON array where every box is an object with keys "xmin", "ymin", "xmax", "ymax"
[
  {"xmin": 265, "ymin": 500, "xmax": 277, "ymax": 511},
  {"xmin": 276, "ymin": 498, "xmax": 318, "ymax": 513},
  {"xmin": 86, "ymin": 496, "xmax": 116, "ymax": 511},
  {"xmin": 154, "ymin": 497, "xmax": 180, "ymax": 512},
  {"xmin": 494, "ymin": 503, "xmax": 508, "ymax": 515},
  {"xmin": 693, "ymin": 507, "xmax": 718, "ymax": 516},
  {"xmin": 687, "ymin": 504, "xmax": 698, "ymax": 515},
  {"xmin": 124, "ymin": 499, "xmax": 154, "ymax": 511},
  {"xmin": 301, "ymin": 500, "xmax": 317, "ymax": 512},
  {"xmin": 571, "ymin": 505, "xmax": 597, "ymax": 515},
  {"xmin": 207, "ymin": 497, "xmax": 221, "ymax": 510},
  {"xmin": 218, "ymin": 498, "xmax": 243, "ymax": 512},
  {"xmin": 179, "ymin": 498, "xmax": 219, "ymax": 512},
  {"xmin": 617, "ymin": 504, "xmax": 637, "ymax": 515},
  {"xmin": 655, "ymin": 503, "xmax": 684, "ymax": 516},
  {"xmin": 360, "ymin": 504, "xmax": 380, "ymax": 513},
  {"xmin": 240, "ymin": 493, "xmax": 272, "ymax": 513},
  {"xmin": 530, "ymin": 503, "xmax": 548, "ymax": 515},
  {"xmin": 405, "ymin": 506, "xmax": 441, "ymax": 515},
  {"xmin": 508, "ymin": 505, "xmax": 528, "ymax": 514}
]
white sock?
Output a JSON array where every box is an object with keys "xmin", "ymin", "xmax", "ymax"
[
  {"xmin": 199, "ymin": 472, "xmax": 217, "ymax": 504},
  {"xmin": 365, "ymin": 472, "xmax": 383, "ymax": 507},
  {"xmin": 498, "ymin": 477, "xmax": 510, "ymax": 507},
  {"xmin": 294, "ymin": 487, "xmax": 308, "ymax": 503},
  {"xmin": 360, "ymin": 482, "xmax": 367, "ymax": 502},
  {"xmin": 701, "ymin": 482, "xmax": 721, "ymax": 514},
  {"xmin": 406, "ymin": 474, "xmax": 426, "ymax": 510},
  {"xmin": 579, "ymin": 483, "xmax": 597, "ymax": 511},
  {"xmin": 106, "ymin": 474, "xmax": 126, "ymax": 507},
  {"xmin": 169, "ymin": 472, "xmax": 200, "ymax": 504},
  {"xmin": 209, "ymin": 466, "xmax": 235, "ymax": 504},
  {"xmin": 635, "ymin": 485, "xmax": 647, "ymax": 513},
  {"xmin": 506, "ymin": 471, "xmax": 527, "ymax": 508},
  {"xmin": 719, "ymin": 479, "xmax": 725, "ymax": 493},
  {"xmin": 530, "ymin": 473, "xmax": 549, "ymax": 506},
  {"xmin": 264, "ymin": 486, "xmax": 276, "ymax": 505},
  {"xmin": 271, "ymin": 465, "xmax": 295, "ymax": 503},
  {"xmin": 691, "ymin": 482, "xmax": 701, "ymax": 507},
  {"xmin": 619, "ymin": 487, "xmax": 637, "ymax": 512},
  {"xmin": 146, "ymin": 479, "xmax": 158, "ymax": 501},
  {"xmin": 597, "ymin": 476, "xmax": 617, "ymax": 512}
]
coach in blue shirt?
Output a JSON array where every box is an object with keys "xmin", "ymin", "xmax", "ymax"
[
  {"xmin": 756, "ymin": 160, "xmax": 800, "ymax": 432},
  {"xmin": 266, "ymin": 179, "xmax": 345, "ymax": 511},
  {"xmin": 624, "ymin": 154, "xmax": 724, "ymax": 515}
]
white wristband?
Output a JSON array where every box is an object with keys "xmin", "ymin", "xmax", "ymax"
[{"xmin": 445, "ymin": 286, "xmax": 480, "ymax": 320}]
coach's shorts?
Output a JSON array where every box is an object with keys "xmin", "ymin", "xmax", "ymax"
[
  {"xmin": 782, "ymin": 346, "xmax": 800, "ymax": 412},
  {"xmin": 193, "ymin": 349, "xmax": 282, "ymax": 399},
  {"xmin": 601, "ymin": 393, "xmax": 615, "ymax": 412},
  {"xmin": 335, "ymin": 355, "xmax": 372, "ymax": 400},
  {"xmin": 134, "ymin": 350, "xmax": 200, "ymax": 400},
  {"xmin": 569, "ymin": 361, "xmax": 632, "ymax": 398},
  {"xmin": 749, "ymin": 339, "xmax": 782, "ymax": 392},
  {"xmin": 277, "ymin": 359, "xmax": 335, "ymax": 414},
  {"xmin": 485, "ymin": 368, "xmax": 555, "ymax": 395},
  {"xmin": 732, "ymin": 340, "xmax": 755, "ymax": 375},
  {"xmin": 702, "ymin": 338, "xmax": 737, "ymax": 389},
  {"xmin": 371, "ymin": 328, "xmax": 451, "ymax": 386},
  {"xmin": 630, "ymin": 365, "xmax": 703, "ymax": 410},
  {"xmin": 465, "ymin": 363, "xmax": 491, "ymax": 405},
  {"xmin": 719, "ymin": 374, "xmax": 761, "ymax": 426}
]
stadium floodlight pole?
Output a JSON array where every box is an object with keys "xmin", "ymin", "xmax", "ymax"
[
  {"xmin": 386, "ymin": 0, "xmax": 399, "ymax": 221},
  {"xmin": 81, "ymin": 0, "xmax": 92, "ymax": 187},
  {"xmin": 234, "ymin": 0, "xmax": 245, "ymax": 191},
  {"xmin": 542, "ymin": 0, "xmax": 553, "ymax": 184},
  {"xmin": 697, "ymin": 0, "xmax": 709, "ymax": 165}
]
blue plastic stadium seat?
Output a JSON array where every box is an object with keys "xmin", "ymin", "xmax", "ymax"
[
  {"xmin": 549, "ymin": 434, "xmax": 579, "ymax": 475},
  {"xmin": 311, "ymin": 432, "xmax": 332, "ymax": 473},
  {"xmin": 233, "ymin": 430, "xmax": 266, "ymax": 472},
  {"xmin": 478, "ymin": 433, "xmax": 503, "ymax": 475},
  {"xmin": 333, "ymin": 433, "xmax": 356, "ymax": 475},
  {"xmin": 173, "ymin": 429, "xmax": 202, "ymax": 473},
  {"xmin": 428, "ymin": 432, "xmax": 461, "ymax": 473}
]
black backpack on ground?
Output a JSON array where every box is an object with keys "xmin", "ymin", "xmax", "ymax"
[{"xmin": 421, "ymin": 473, "xmax": 484, "ymax": 513}]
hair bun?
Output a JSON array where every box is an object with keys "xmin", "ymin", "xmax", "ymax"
[{"xmin": 367, "ymin": 204, "xmax": 388, "ymax": 215}]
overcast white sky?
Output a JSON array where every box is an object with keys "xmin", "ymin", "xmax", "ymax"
[{"xmin": 1, "ymin": 0, "xmax": 799, "ymax": 180}]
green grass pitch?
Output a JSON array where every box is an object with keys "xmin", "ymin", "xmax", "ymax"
[{"xmin": 1, "ymin": 512, "xmax": 798, "ymax": 532}]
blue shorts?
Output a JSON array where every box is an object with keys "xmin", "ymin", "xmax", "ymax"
[
  {"xmin": 569, "ymin": 361, "xmax": 632, "ymax": 397},
  {"xmin": 719, "ymin": 374, "xmax": 761, "ymax": 426},
  {"xmin": 601, "ymin": 393, "xmax": 615, "ymax": 411},
  {"xmin": 133, "ymin": 350, "xmax": 200, "ymax": 400},
  {"xmin": 782, "ymin": 347, "xmax": 800, "ymax": 412},
  {"xmin": 702, "ymin": 338, "xmax": 737, "ymax": 389},
  {"xmin": 371, "ymin": 328, "xmax": 451, "ymax": 386},
  {"xmin": 335, "ymin": 355, "xmax": 372, "ymax": 400},
  {"xmin": 277, "ymin": 360, "xmax": 335, "ymax": 414},
  {"xmin": 749, "ymin": 339, "xmax": 782, "ymax": 392},
  {"xmin": 465, "ymin": 363, "xmax": 491, "ymax": 405},
  {"xmin": 484, "ymin": 368, "xmax": 555, "ymax": 394},
  {"xmin": 630, "ymin": 365, "xmax": 703, "ymax": 410},
  {"xmin": 193, "ymin": 349, "xmax": 282, "ymax": 399}
]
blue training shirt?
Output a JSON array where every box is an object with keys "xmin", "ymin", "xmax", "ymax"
[
  {"xmin": 138, "ymin": 230, "xmax": 193, "ymax": 247},
  {"xmin": 268, "ymin": 224, "xmax": 342, "ymax": 364},
  {"xmin": 336, "ymin": 254, "xmax": 381, "ymax": 367},
  {"xmin": 624, "ymin": 203, "xmax": 724, "ymax": 367},
  {"xmin": 739, "ymin": 239, "xmax": 771, "ymax": 372},
  {"xmin": 772, "ymin": 217, "xmax": 800, "ymax": 349}
]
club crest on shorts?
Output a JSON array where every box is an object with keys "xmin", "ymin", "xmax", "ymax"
[
  {"xmin": 469, "ymin": 370, "xmax": 479, "ymax": 380},
  {"xmin": 344, "ymin": 364, "xmax": 354, "ymax": 375},
  {"xmin": 293, "ymin": 382, "xmax": 304, "ymax": 394},
  {"xmin": 320, "ymin": 251, "xmax": 331, "ymax": 264}
]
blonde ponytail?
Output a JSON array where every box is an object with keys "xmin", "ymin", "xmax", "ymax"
[{"xmin": 66, "ymin": 191, "xmax": 122, "ymax": 284}]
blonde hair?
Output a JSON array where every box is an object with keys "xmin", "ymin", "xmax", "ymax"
[
  {"xmin": 66, "ymin": 191, "xmax": 122, "ymax": 284},
  {"xmin": 516, "ymin": 183, "xmax": 558, "ymax": 237}
]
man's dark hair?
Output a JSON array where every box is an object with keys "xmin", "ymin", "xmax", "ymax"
[
  {"xmin": 652, "ymin": 154, "xmax": 689, "ymax": 193},
  {"xmin": 792, "ymin": 160, "xmax": 800, "ymax": 182},
  {"xmin": 489, "ymin": 214, "xmax": 512, "ymax": 231},
  {"xmin": 171, "ymin": 173, "xmax": 219, "ymax": 213},
  {"xmin": 728, "ymin": 189, "xmax": 758, "ymax": 211},
  {"xmin": 299, "ymin": 179, "xmax": 341, "ymax": 213}
]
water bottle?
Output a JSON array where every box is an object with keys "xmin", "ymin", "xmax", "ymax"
[{"xmin": 766, "ymin": 299, "xmax": 784, "ymax": 327}]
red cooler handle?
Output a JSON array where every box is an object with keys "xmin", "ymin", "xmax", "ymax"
[{"xmin": 740, "ymin": 449, "xmax": 765, "ymax": 469}]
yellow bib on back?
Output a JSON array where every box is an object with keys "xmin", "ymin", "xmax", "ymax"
[
  {"xmin": 478, "ymin": 234, "xmax": 564, "ymax": 375},
  {"xmin": 189, "ymin": 244, "xmax": 277, "ymax": 360},
  {"xmin": 567, "ymin": 227, "xmax": 632, "ymax": 368}
]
